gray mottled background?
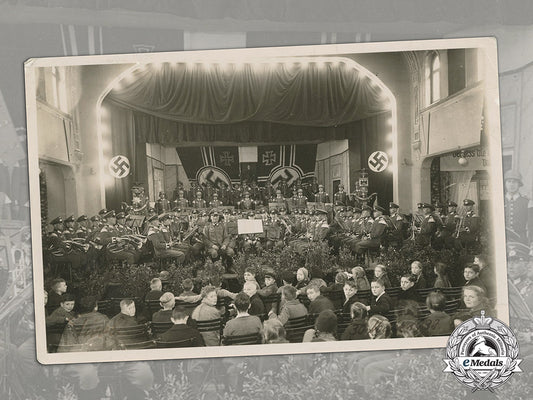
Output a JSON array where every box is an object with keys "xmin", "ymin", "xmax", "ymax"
[{"xmin": 1, "ymin": 1, "xmax": 532, "ymax": 399}]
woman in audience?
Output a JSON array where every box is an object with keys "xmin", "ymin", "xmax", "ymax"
[
  {"xmin": 458, "ymin": 285, "xmax": 494, "ymax": 322},
  {"xmin": 373, "ymin": 265, "xmax": 391, "ymax": 288},
  {"xmin": 263, "ymin": 319, "xmax": 289, "ymax": 344},
  {"xmin": 421, "ymin": 291, "xmax": 454, "ymax": 336},
  {"xmin": 433, "ymin": 262, "xmax": 451, "ymax": 288},
  {"xmin": 191, "ymin": 285, "xmax": 224, "ymax": 346},
  {"xmin": 351, "ymin": 266, "xmax": 370, "ymax": 291},
  {"xmin": 367, "ymin": 315, "xmax": 392, "ymax": 339},
  {"xmin": 341, "ymin": 302, "xmax": 370, "ymax": 340},
  {"xmin": 302, "ymin": 309, "xmax": 338, "ymax": 342}
]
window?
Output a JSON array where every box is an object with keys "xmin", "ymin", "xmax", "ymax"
[
  {"xmin": 425, "ymin": 52, "xmax": 441, "ymax": 105},
  {"xmin": 38, "ymin": 66, "xmax": 69, "ymax": 114}
]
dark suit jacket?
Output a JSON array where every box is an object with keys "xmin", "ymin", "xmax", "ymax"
[
  {"xmin": 160, "ymin": 324, "xmax": 205, "ymax": 346},
  {"xmin": 249, "ymin": 294, "xmax": 266, "ymax": 316},
  {"xmin": 369, "ymin": 293, "xmax": 393, "ymax": 316},
  {"xmin": 309, "ymin": 296, "xmax": 335, "ymax": 314},
  {"xmin": 342, "ymin": 294, "xmax": 366, "ymax": 314}
]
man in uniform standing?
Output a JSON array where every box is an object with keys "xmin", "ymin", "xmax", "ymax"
[
  {"xmin": 415, "ymin": 203, "xmax": 437, "ymax": 247},
  {"xmin": 386, "ymin": 202, "xmax": 407, "ymax": 247},
  {"xmin": 456, "ymin": 199, "xmax": 480, "ymax": 249},
  {"xmin": 504, "ymin": 170, "xmax": 530, "ymax": 245},
  {"xmin": 192, "ymin": 191, "xmax": 207, "ymax": 208},
  {"xmin": 156, "ymin": 191, "xmax": 171, "ymax": 214},
  {"xmin": 314, "ymin": 184, "xmax": 330, "ymax": 204},
  {"xmin": 209, "ymin": 193, "xmax": 223, "ymax": 209},
  {"xmin": 334, "ymin": 184, "xmax": 348, "ymax": 207}
]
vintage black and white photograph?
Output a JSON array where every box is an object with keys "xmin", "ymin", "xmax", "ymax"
[{"xmin": 25, "ymin": 39, "xmax": 508, "ymax": 364}]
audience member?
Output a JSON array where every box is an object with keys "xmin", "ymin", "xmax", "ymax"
[
  {"xmin": 351, "ymin": 266, "xmax": 370, "ymax": 291},
  {"xmin": 263, "ymin": 319, "xmax": 289, "ymax": 344},
  {"xmin": 373, "ymin": 265, "xmax": 391, "ymax": 289},
  {"xmin": 323, "ymin": 271, "xmax": 349, "ymax": 293},
  {"xmin": 46, "ymin": 293, "xmax": 76, "ymax": 326},
  {"xmin": 108, "ymin": 299, "xmax": 140, "ymax": 330},
  {"xmin": 367, "ymin": 315, "xmax": 392, "ymax": 339},
  {"xmin": 295, "ymin": 267, "xmax": 310, "ymax": 290},
  {"xmin": 342, "ymin": 280, "xmax": 364, "ymax": 313},
  {"xmin": 433, "ymin": 262, "xmax": 451, "ymax": 288},
  {"xmin": 191, "ymin": 285, "xmax": 224, "ymax": 346},
  {"xmin": 457, "ymin": 285, "xmax": 494, "ymax": 324},
  {"xmin": 366, "ymin": 279, "xmax": 393, "ymax": 316},
  {"xmin": 211, "ymin": 276, "xmax": 237, "ymax": 300},
  {"xmin": 152, "ymin": 292, "xmax": 175, "ymax": 323},
  {"xmin": 242, "ymin": 281, "xmax": 266, "ymax": 317},
  {"xmin": 463, "ymin": 263, "xmax": 487, "ymax": 292},
  {"xmin": 223, "ymin": 293, "xmax": 263, "ymax": 338},
  {"xmin": 268, "ymin": 285, "xmax": 307, "ymax": 325},
  {"xmin": 474, "ymin": 255, "xmax": 496, "ymax": 299},
  {"xmin": 257, "ymin": 269, "xmax": 278, "ymax": 298},
  {"xmin": 159, "ymin": 307, "xmax": 205, "ymax": 347},
  {"xmin": 420, "ymin": 291, "xmax": 454, "ymax": 336},
  {"xmin": 307, "ymin": 284, "xmax": 334, "ymax": 314},
  {"xmin": 47, "ymin": 278, "xmax": 68, "ymax": 313},
  {"xmin": 397, "ymin": 274, "xmax": 422, "ymax": 303},
  {"xmin": 341, "ymin": 302, "xmax": 370, "ymax": 341},
  {"xmin": 243, "ymin": 267, "xmax": 260, "ymax": 289},
  {"xmin": 410, "ymin": 261, "xmax": 426, "ymax": 289},
  {"xmin": 303, "ymin": 309, "xmax": 338, "ymax": 342},
  {"xmin": 145, "ymin": 278, "xmax": 164, "ymax": 301}
]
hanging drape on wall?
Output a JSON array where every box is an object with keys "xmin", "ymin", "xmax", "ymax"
[
  {"xmin": 449, "ymin": 170, "xmax": 476, "ymax": 214},
  {"xmin": 106, "ymin": 58, "xmax": 388, "ymax": 127},
  {"xmin": 103, "ymin": 100, "xmax": 148, "ymax": 211}
]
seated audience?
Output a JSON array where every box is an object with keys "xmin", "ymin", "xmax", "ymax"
[
  {"xmin": 152, "ymin": 292, "xmax": 175, "ymax": 323},
  {"xmin": 302, "ymin": 309, "xmax": 338, "ymax": 342},
  {"xmin": 257, "ymin": 269, "xmax": 278, "ymax": 298},
  {"xmin": 474, "ymin": 254, "xmax": 495, "ymax": 300},
  {"xmin": 191, "ymin": 285, "xmax": 224, "ymax": 346},
  {"xmin": 262, "ymin": 319, "xmax": 289, "ymax": 344},
  {"xmin": 211, "ymin": 276, "xmax": 237, "ymax": 300},
  {"xmin": 307, "ymin": 284, "xmax": 334, "ymax": 314},
  {"xmin": 420, "ymin": 291, "xmax": 454, "ymax": 336},
  {"xmin": 367, "ymin": 315, "xmax": 392, "ymax": 339},
  {"xmin": 46, "ymin": 293, "xmax": 76, "ymax": 326},
  {"xmin": 159, "ymin": 306, "xmax": 205, "ymax": 347},
  {"xmin": 145, "ymin": 278, "xmax": 164, "ymax": 301},
  {"xmin": 342, "ymin": 280, "xmax": 365, "ymax": 313},
  {"xmin": 268, "ymin": 285, "xmax": 307, "ymax": 325},
  {"xmin": 433, "ymin": 262, "xmax": 451, "ymax": 288},
  {"xmin": 410, "ymin": 261, "xmax": 426, "ymax": 289},
  {"xmin": 223, "ymin": 293, "xmax": 263, "ymax": 338},
  {"xmin": 366, "ymin": 279, "xmax": 393, "ymax": 316},
  {"xmin": 108, "ymin": 299, "xmax": 141, "ymax": 330},
  {"xmin": 295, "ymin": 267, "xmax": 310, "ymax": 290},
  {"xmin": 58, "ymin": 295, "xmax": 110, "ymax": 352},
  {"xmin": 397, "ymin": 274, "xmax": 422, "ymax": 303},
  {"xmin": 323, "ymin": 271, "xmax": 349, "ymax": 293},
  {"xmin": 243, "ymin": 281, "xmax": 266, "ymax": 317},
  {"xmin": 463, "ymin": 263, "xmax": 487, "ymax": 292},
  {"xmin": 243, "ymin": 267, "xmax": 260, "ymax": 289},
  {"xmin": 351, "ymin": 266, "xmax": 370, "ymax": 291},
  {"xmin": 341, "ymin": 302, "xmax": 370, "ymax": 341},
  {"xmin": 454, "ymin": 285, "xmax": 494, "ymax": 327},
  {"xmin": 47, "ymin": 278, "xmax": 68, "ymax": 313},
  {"xmin": 277, "ymin": 270, "xmax": 295, "ymax": 310},
  {"xmin": 373, "ymin": 265, "xmax": 391, "ymax": 289}
]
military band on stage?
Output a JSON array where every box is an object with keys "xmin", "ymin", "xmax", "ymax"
[{"xmin": 43, "ymin": 177, "xmax": 483, "ymax": 272}]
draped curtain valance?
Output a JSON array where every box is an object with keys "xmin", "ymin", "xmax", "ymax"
[{"xmin": 106, "ymin": 57, "xmax": 389, "ymax": 130}]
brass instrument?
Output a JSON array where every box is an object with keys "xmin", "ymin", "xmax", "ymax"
[
  {"xmin": 454, "ymin": 213, "xmax": 465, "ymax": 239},
  {"xmin": 63, "ymin": 239, "xmax": 90, "ymax": 253}
]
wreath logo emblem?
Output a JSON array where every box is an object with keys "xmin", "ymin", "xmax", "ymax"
[{"xmin": 444, "ymin": 311, "xmax": 522, "ymax": 392}]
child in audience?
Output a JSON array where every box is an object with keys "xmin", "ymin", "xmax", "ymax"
[
  {"xmin": 463, "ymin": 264, "xmax": 487, "ymax": 292},
  {"xmin": 367, "ymin": 315, "xmax": 391, "ymax": 339},
  {"xmin": 373, "ymin": 265, "xmax": 391, "ymax": 288},
  {"xmin": 433, "ymin": 262, "xmax": 451, "ymax": 288},
  {"xmin": 351, "ymin": 266, "xmax": 370, "ymax": 291},
  {"xmin": 366, "ymin": 279, "xmax": 393, "ymax": 316},
  {"xmin": 410, "ymin": 261, "xmax": 426, "ymax": 289},
  {"xmin": 420, "ymin": 291, "xmax": 453, "ymax": 336},
  {"xmin": 341, "ymin": 302, "xmax": 370, "ymax": 340}
]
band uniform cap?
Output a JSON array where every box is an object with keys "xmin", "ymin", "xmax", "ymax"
[
  {"xmin": 463, "ymin": 199, "xmax": 475, "ymax": 206},
  {"xmin": 374, "ymin": 205, "xmax": 386, "ymax": 213},
  {"xmin": 76, "ymin": 215, "xmax": 88, "ymax": 222},
  {"xmin": 159, "ymin": 270, "xmax": 171, "ymax": 282},
  {"xmin": 51, "ymin": 216, "xmax": 63, "ymax": 225},
  {"xmin": 116, "ymin": 212, "xmax": 126, "ymax": 219},
  {"xmin": 98, "ymin": 208, "xmax": 108, "ymax": 216},
  {"xmin": 447, "ymin": 201, "xmax": 458, "ymax": 207},
  {"xmin": 421, "ymin": 203, "xmax": 434, "ymax": 211},
  {"xmin": 417, "ymin": 203, "xmax": 423, "ymax": 209},
  {"xmin": 504, "ymin": 170, "xmax": 523, "ymax": 186},
  {"xmin": 64, "ymin": 215, "xmax": 75, "ymax": 223},
  {"xmin": 263, "ymin": 268, "xmax": 276, "ymax": 279},
  {"xmin": 318, "ymin": 184, "xmax": 324, "ymax": 188},
  {"xmin": 90, "ymin": 215, "xmax": 101, "ymax": 222},
  {"xmin": 159, "ymin": 292, "xmax": 174, "ymax": 304},
  {"xmin": 507, "ymin": 242, "xmax": 529, "ymax": 260},
  {"xmin": 103, "ymin": 210, "xmax": 116, "ymax": 219},
  {"xmin": 389, "ymin": 202, "xmax": 399, "ymax": 209}
]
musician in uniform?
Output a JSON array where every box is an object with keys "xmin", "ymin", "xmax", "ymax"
[
  {"xmin": 345, "ymin": 205, "xmax": 373, "ymax": 251},
  {"xmin": 173, "ymin": 189, "xmax": 190, "ymax": 209},
  {"xmin": 386, "ymin": 202, "xmax": 407, "ymax": 247},
  {"xmin": 334, "ymin": 184, "xmax": 348, "ymax": 207},
  {"xmin": 432, "ymin": 202, "xmax": 446, "ymax": 249},
  {"xmin": 504, "ymin": 170, "xmax": 530, "ymax": 245},
  {"xmin": 238, "ymin": 191, "xmax": 255, "ymax": 211},
  {"xmin": 415, "ymin": 203, "xmax": 437, "ymax": 247},
  {"xmin": 314, "ymin": 184, "xmax": 330, "ymax": 204},
  {"xmin": 63, "ymin": 216, "xmax": 76, "ymax": 239},
  {"xmin": 155, "ymin": 191, "xmax": 171, "ymax": 214},
  {"xmin": 262, "ymin": 180, "xmax": 276, "ymax": 205},
  {"xmin": 456, "ymin": 199, "xmax": 480, "ymax": 249},
  {"xmin": 203, "ymin": 211, "xmax": 234, "ymax": 260},
  {"xmin": 209, "ymin": 193, "xmax": 223, "ymax": 209},
  {"xmin": 295, "ymin": 188, "xmax": 307, "ymax": 210},
  {"xmin": 75, "ymin": 215, "xmax": 91, "ymax": 239},
  {"xmin": 192, "ymin": 191, "xmax": 207, "ymax": 208},
  {"xmin": 147, "ymin": 213, "xmax": 186, "ymax": 263},
  {"xmin": 442, "ymin": 201, "xmax": 459, "ymax": 248},
  {"xmin": 353, "ymin": 205, "xmax": 388, "ymax": 254},
  {"xmin": 263, "ymin": 209, "xmax": 284, "ymax": 251}
]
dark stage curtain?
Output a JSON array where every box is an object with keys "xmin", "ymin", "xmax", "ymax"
[
  {"xmin": 106, "ymin": 59, "xmax": 388, "ymax": 129},
  {"xmin": 103, "ymin": 100, "xmax": 148, "ymax": 211}
]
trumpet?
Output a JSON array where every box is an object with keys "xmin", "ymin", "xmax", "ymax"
[{"xmin": 454, "ymin": 213, "xmax": 465, "ymax": 238}]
